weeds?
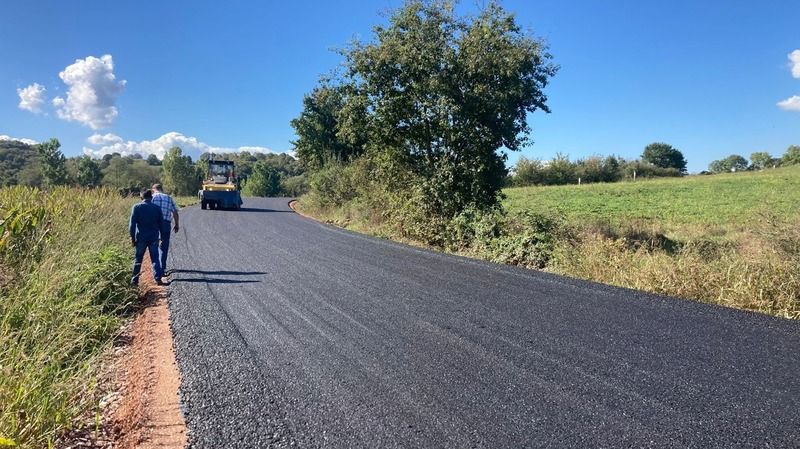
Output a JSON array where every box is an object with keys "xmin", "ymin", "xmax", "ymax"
[{"xmin": 0, "ymin": 187, "xmax": 136, "ymax": 448}]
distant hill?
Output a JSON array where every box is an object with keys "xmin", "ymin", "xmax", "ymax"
[{"xmin": 0, "ymin": 139, "xmax": 41, "ymax": 187}]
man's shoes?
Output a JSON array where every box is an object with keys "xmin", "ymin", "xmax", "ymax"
[{"xmin": 156, "ymin": 278, "xmax": 168, "ymax": 286}]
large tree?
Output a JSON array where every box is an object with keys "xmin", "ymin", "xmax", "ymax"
[
  {"xmin": 296, "ymin": 0, "xmax": 557, "ymax": 215},
  {"xmin": 641, "ymin": 143, "xmax": 687, "ymax": 173},
  {"xmin": 162, "ymin": 147, "xmax": 199, "ymax": 195},
  {"xmin": 36, "ymin": 138, "xmax": 69, "ymax": 187}
]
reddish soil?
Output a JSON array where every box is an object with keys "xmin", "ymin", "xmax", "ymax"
[{"xmin": 113, "ymin": 255, "xmax": 187, "ymax": 449}]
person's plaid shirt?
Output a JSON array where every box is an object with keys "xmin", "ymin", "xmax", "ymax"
[{"xmin": 152, "ymin": 192, "xmax": 178, "ymax": 222}]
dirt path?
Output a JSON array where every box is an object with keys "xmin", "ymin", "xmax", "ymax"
[{"xmin": 113, "ymin": 257, "xmax": 187, "ymax": 449}]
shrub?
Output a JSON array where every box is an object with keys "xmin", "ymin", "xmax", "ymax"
[
  {"xmin": 280, "ymin": 174, "xmax": 309, "ymax": 197},
  {"xmin": 482, "ymin": 211, "xmax": 571, "ymax": 269}
]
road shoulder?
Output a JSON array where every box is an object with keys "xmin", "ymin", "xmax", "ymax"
[{"xmin": 113, "ymin": 258, "xmax": 187, "ymax": 449}]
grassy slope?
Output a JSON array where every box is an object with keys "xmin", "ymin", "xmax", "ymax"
[
  {"xmin": 504, "ymin": 166, "xmax": 800, "ymax": 233},
  {"xmin": 502, "ymin": 167, "xmax": 799, "ymax": 319}
]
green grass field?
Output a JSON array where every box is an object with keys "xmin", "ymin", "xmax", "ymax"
[
  {"xmin": 503, "ymin": 166, "xmax": 800, "ymax": 233},
  {"xmin": 500, "ymin": 166, "xmax": 799, "ymax": 319}
]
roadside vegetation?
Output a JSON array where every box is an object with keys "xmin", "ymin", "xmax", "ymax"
[
  {"xmin": 301, "ymin": 166, "xmax": 800, "ymax": 319},
  {"xmin": 0, "ymin": 187, "xmax": 137, "ymax": 448},
  {"xmin": 294, "ymin": 0, "xmax": 799, "ymax": 320},
  {"xmin": 504, "ymin": 166, "xmax": 800, "ymax": 318}
]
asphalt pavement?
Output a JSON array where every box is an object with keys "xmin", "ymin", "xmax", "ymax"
[{"xmin": 167, "ymin": 197, "xmax": 799, "ymax": 448}]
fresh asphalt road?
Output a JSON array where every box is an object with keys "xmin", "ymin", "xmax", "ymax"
[{"xmin": 167, "ymin": 197, "xmax": 799, "ymax": 448}]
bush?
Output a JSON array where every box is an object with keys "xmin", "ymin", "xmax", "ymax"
[
  {"xmin": 280, "ymin": 175, "xmax": 309, "ymax": 197},
  {"xmin": 306, "ymin": 163, "xmax": 361, "ymax": 209},
  {"xmin": 482, "ymin": 211, "xmax": 570, "ymax": 269}
]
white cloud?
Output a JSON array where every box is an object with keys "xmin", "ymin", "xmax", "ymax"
[
  {"xmin": 777, "ymin": 95, "xmax": 800, "ymax": 111},
  {"xmin": 0, "ymin": 134, "xmax": 39, "ymax": 145},
  {"xmin": 17, "ymin": 83, "xmax": 47, "ymax": 113},
  {"xmin": 53, "ymin": 54, "xmax": 126, "ymax": 129},
  {"xmin": 82, "ymin": 131, "xmax": 283, "ymax": 160},
  {"xmin": 87, "ymin": 133, "xmax": 123, "ymax": 145},
  {"xmin": 789, "ymin": 49, "xmax": 800, "ymax": 79}
]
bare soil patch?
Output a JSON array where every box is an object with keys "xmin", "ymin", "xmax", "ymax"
[
  {"xmin": 114, "ymin": 256, "xmax": 187, "ymax": 449},
  {"xmin": 60, "ymin": 255, "xmax": 187, "ymax": 449}
]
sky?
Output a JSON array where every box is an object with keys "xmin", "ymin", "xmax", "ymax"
[{"xmin": 1, "ymin": 0, "xmax": 798, "ymax": 173}]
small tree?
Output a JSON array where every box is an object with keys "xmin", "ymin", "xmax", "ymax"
[
  {"xmin": 513, "ymin": 157, "xmax": 546, "ymax": 186},
  {"xmin": 243, "ymin": 161, "xmax": 282, "ymax": 197},
  {"xmin": 750, "ymin": 152, "xmax": 776, "ymax": 170},
  {"xmin": 641, "ymin": 142, "xmax": 687, "ymax": 173},
  {"xmin": 162, "ymin": 147, "xmax": 200, "ymax": 195},
  {"xmin": 36, "ymin": 138, "xmax": 69, "ymax": 187},
  {"xmin": 544, "ymin": 153, "xmax": 577, "ymax": 185},
  {"xmin": 77, "ymin": 156, "xmax": 103, "ymax": 186},
  {"xmin": 782, "ymin": 145, "xmax": 800, "ymax": 166}
]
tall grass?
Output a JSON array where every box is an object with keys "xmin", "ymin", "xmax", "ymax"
[
  {"xmin": 0, "ymin": 187, "xmax": 137, "ymax": 448},
  {"xmin": 550, "ymin": 215, "xmax": 800, "ymax": 319}
]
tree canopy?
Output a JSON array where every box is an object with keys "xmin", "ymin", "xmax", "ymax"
[
  {"xmin": 709, "ymin": 154, "xmax": 748, "ymax": 173},
  {"xmin": 782, "ymin": 145, "xmax": 800, "ymax": 166},
  {"xmin": 641, "ymin": 143, "xmax": 687, "ymax": 173},
  {"xmin": 749, "ymin": 152, "xmax": 776, "ymax": 170},
  {"xmin": 162, "ymin": 147, "xmax": 200, "ymax": 195},
  {"xmin": 77, "ymin": 156, "xmax": 103, "ymax": 186},
  {"xmin": 242, "ymin": 161, "xmax": 282, "ymax": 197},
  {"xmin": 293, "ymin": 0, "xmax": 557, "ymax": 216},
  {"xmin": 0, "ymin": 139, "xmax": 41, "ymax": 187},
  {"xmin": 36, "ymin": 138, "xmax": 69, "ymax": 187}
]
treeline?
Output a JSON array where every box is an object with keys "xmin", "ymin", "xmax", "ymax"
[
  {"xmin": 0, "ymin": 138, "xmax": 307, "ymax": 197},
  {"xmin": 706, "ymin": 146, "xmax": 800, "ymax": 173},
  {"xmin": 508, "ymin": 144, "xmax": 800, "ymax": 187},
  {"xmin": 510, "ymin": 143, "xmax": 686, "ymax": 187}
]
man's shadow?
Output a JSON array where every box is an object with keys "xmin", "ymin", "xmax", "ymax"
[{"xmin": 165, "ymin": 269, "xmax": 267, "ymax": 285}]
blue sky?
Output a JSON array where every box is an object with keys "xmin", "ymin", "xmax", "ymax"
[{"xmin": 1, "ymin": 0, "xmax": 798, "ymax": 172}]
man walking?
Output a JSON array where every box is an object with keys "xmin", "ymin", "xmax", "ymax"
[
  {"xmin": 130, "ymin": 189, "xmax": 163, "ymax": 285},
  {"xmin": 151, "ymin": 183, "xmax": 180, "ymax": 276}
]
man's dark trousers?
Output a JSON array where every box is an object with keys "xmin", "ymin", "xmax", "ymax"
[
  {"xmin": 159, "ymin": 221, "xmax": 171, "ymax": 273},
  {"xmin": 132, "ymin": 238, "xmax": 161, "ymax": 284}
]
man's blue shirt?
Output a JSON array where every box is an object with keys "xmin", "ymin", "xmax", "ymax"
[{"xmin": 129, "ymin": 199, "xmax": 163, "ymax": 242}]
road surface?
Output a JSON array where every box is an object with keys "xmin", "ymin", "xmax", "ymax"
[{"xmin": 167, "ymin": 198, "xmax": 799, "ymax": 448}]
